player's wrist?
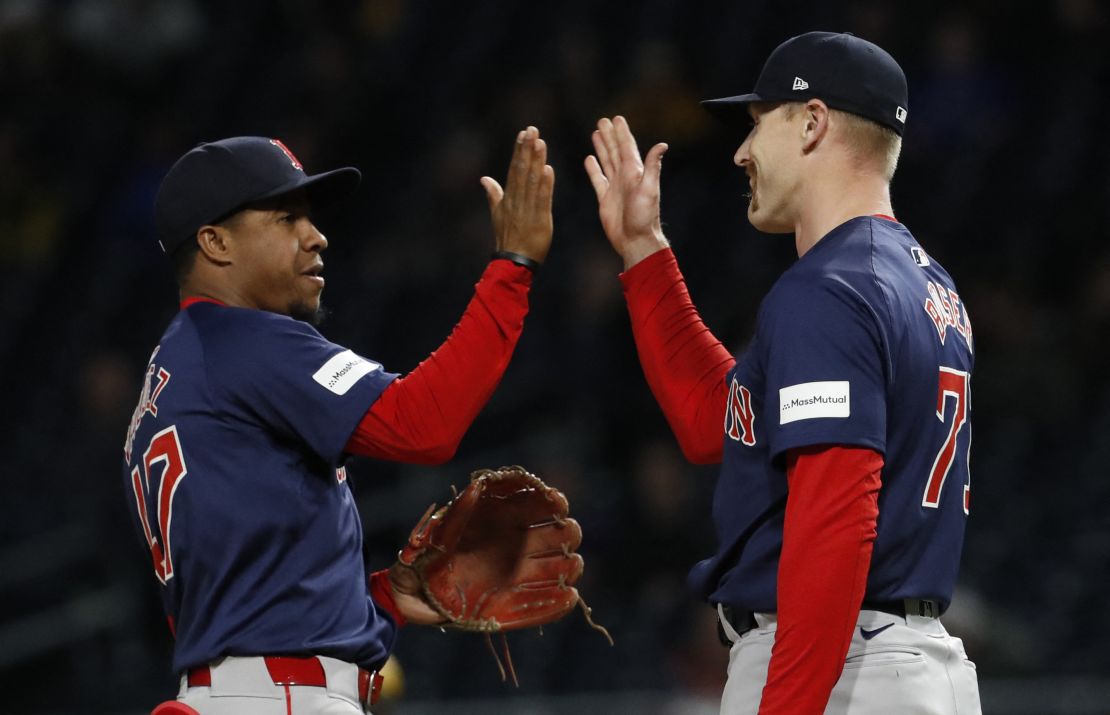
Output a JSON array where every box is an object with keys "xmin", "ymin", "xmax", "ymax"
[
  {"xmin": 620, "ymin": 235, "xmax": 670, "ymax": 271},
  {"xmin": 370, "ymin": 568, "xmax": 408, "ymax": 627},
  {"xmin": 491, "ymin": 250, "xmax": 541, "ymax": 273}
]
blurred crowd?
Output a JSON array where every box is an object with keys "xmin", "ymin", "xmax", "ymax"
[{"xmin": 2, "ymin": 0, "xmax": 1109, "ymax": 712}]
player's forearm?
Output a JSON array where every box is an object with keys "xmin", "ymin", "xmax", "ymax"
[
  {"xmin": 619, "ymin": 235, "xmax": 671, "ymax": 271},
  {"xmin": 345, "ymin": 259, "xmax": 532, "ymax": 462},
  {"xmin": 620, "ymin": 248, "xmax": 734, "ymax": 463},
  {"xmin": 759, "ymin": 445, "xmax": 882, "ymax": 714}
]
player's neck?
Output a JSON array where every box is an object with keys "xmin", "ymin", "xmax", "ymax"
[
  {"xmin": 179, "ymin": 275, "xmax": 255, "ymax": 311},
  {"xmin": 793, "ymin": 173, "xmax": 893, "ymax": 258}
]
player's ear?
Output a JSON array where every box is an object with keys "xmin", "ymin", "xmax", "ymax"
[
  {"xmin": 800, "ymin": 99, "xmax": 829, "ymax": 153},
  {"xmin": 195, "ymin": 225, "xmax": 233, "ymax": 266}
]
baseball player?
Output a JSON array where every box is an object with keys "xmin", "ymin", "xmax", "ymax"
[
  {"xmin": 585, "ymin": 32, "xmax": 981, "ymax": 713},
  {"xmin": 124, "ymin": 128, "xmax": 553, "ymax": 714}
]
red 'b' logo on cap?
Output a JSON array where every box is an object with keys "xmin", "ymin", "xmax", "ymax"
[{"xmin": 269, "ymin": 139, "xmax": 303, "ymax": 171}]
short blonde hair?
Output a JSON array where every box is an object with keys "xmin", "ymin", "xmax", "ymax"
[
  {"xmin": 829, "ymin": 109, "xmax": 902, "ymax": 181},
  {"xmin": 781, "ymin": 102, "xmax": 902, "ymax": 181}
]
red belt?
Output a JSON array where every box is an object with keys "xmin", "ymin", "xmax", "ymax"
[{"xmin": 187, "ymin": 656, "xmax": 382, "ymax": 706}]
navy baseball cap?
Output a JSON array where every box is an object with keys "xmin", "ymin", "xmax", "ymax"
[
  {"xmin": 702, "ymin": 32, "xmax": 909, "ymax": 135},
  {"xmin": 154, "ymin": 136, "xmax": 361, "ymax": 253}
]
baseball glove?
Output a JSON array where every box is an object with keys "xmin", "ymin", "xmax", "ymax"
[{"xmin": 397, "ymin": 465, "xmax": 611, "ymax": 682}]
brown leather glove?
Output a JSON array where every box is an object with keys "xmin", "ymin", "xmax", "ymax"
[{"xmin": 396, "ymin": 466, "xmax": 611, "ymax": 682}]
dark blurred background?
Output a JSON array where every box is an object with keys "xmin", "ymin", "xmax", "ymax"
[{"xmin": 1, "ymin": 0, "xmax": 1109, "ymax": 713}]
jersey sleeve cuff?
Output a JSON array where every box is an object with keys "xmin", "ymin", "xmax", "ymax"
[{"xmin": 770, "ymin": 432, "xmax": 885, "ymax": 464}]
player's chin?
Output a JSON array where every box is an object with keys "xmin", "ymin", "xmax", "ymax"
[
  {"xmin": 747, "ymin": 206, "xmax": 772, "ymax": 232},
  {"xmin": 290, "ymin": 297, "xmax": 328, "ymax": 326},
  {"xmin": 747, "ymin": 207, "xmax": 791, "ymax": 235}
]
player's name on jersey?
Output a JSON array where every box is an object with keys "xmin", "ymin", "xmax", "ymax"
[
  {"xmin": 124, "ymin": 347, "xmax": 170, "ymax": 463},
  {"xmin": 923, "ymin": 281, "xmax": 973, "ymax": 352}
]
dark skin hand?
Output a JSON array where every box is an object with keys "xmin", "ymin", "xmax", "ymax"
[
  {"xmin": 388, "ymin": 560, "xmax": 443, "ymax": 625},
  {"xmin": 480, "ymin": 126, "xmax": 556, "ymax": 265}
]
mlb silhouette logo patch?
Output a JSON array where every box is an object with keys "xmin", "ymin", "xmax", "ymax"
[
  {"xmin": 895, "ymin": 106, "xmax": 908, "ymax": 123},
  {"xmin": 792, "ymin": 77, "xmax": 809, "ymax": 91},
  {"xmin": 911, "ymin": 246, "xmax": 930, "ymax": 267}
]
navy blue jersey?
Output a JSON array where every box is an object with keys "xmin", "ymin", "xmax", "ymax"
[
  {"xmin": 122, "ymin": 302, "xmax": 400, "ymax": 673},
  {"xmin": 689, "ymin": 217, "xmax": 974, "ymax": 613}
]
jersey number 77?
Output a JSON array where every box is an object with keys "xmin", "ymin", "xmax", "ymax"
[{"xmin": 922, "ymin": 366, "xmax": 970, "ymax": 514}]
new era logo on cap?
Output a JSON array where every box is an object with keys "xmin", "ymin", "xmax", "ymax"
[{"xmin": 700, "ymin": 32, "xmax": 910, "ymax": 136}]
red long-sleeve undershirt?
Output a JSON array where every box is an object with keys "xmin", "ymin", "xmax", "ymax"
[
  {"xmin": 619, "ymin": 248, "xmax": 734, "ymax": 463},
  {"xmin": 621, "ymin": 248, "xmax": 883, "ymax": 713},
  {"xmin": 760, "ymin": 444, "xmax": 882, "ymax": 714},
  {"xmin": 345, "ymin": 258, "xmax": 532, "ymax": 627},
  {"xmin": 344, "ymin": 258, "xmax": 532, "ymax": 463},
  {"xmin": 368, "ymin": 569, "xmax": 406, "ymax": 627}
]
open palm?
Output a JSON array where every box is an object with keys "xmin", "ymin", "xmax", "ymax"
[{"xmin": 584, "ymin": 116, "xmax": 670, "ymax": 269}]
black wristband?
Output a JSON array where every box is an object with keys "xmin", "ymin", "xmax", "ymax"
[{"xmin": 491, "ymin": 250, "xmax": 541, "ymax": 273}]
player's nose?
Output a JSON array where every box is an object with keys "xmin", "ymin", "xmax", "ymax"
[
  {"xmin": 733, "ymin": 135, "xmax": 752, "ymax": 167},
  {"xmin": 304, "ymin": 221, "xmax": 328, "ymax": 252}
]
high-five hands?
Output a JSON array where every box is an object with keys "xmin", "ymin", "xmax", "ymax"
[
  {"xmin": 585, "ymin": 116, "xmax": 670, "ymax": 270},
  {"xmin": 481, "ymin": 126, "xmax": 555, "ymax": 266}
]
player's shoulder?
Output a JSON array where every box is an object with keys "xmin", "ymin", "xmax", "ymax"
[
  {"xmin": 862, "ymin": 218, "xmax": 963, "ymax": 295},
  {"xmin": 180, "ymin": 303, "xmax": 331, "ymax": 365},
  {"xmin": 800, "ymin": 216, "xmax": 957, "ymax": 291},
  {"xmin": 184, "ymin": 303, "xmax": 321, "ymax": 340},
  {"xmin": 768, "ymin": 221, "xmax": 872, "ymax": 300},
  {"xmin": 762, "ymin": 217, "xmax": 905, "ymax": 322}
]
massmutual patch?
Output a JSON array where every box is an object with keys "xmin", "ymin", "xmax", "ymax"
[
  {"xmin": 779, "ymin": 381, "xmax": 850, "ymax": 424},
  {"xmin": 313, "ymin": 349, "xmax": 381, "ymax": 396}
]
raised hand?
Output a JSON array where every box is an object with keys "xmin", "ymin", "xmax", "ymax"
[
  {"xmin": 480, "ymin": 126, "xmax": 555, "ymax": 265},
  {"xmin": 584, "ymin": 116, "xmax": 670, "ymax": 270}
]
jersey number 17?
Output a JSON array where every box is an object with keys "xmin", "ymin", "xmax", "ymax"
[{"xmin": 129, "ymin": 426, "xmax": 188, "ymax": 584}]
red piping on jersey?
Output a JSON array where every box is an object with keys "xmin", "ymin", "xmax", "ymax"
[
  {"xmin": 871, "ymin": 213, "xmax": 897, "ymax": 222},
  {"xmin": 619, "ymin": 248, "xmax": 734, "ymax": 464},
  {"xmin": 759, "ymin": 445, "xmax": 882, "ymax": 714},
  {"xmin": 180, "ymin": 296, "xmax": 226, "ymax": 310}
]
